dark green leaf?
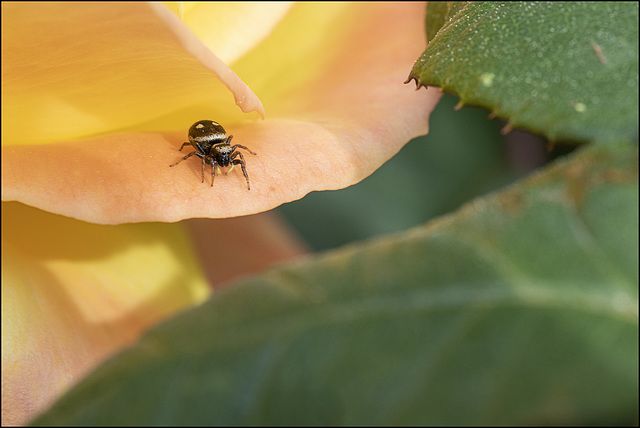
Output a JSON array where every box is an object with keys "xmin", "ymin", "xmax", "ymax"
[
  {"xmin": 409, "ymin": 2, "xmax": 639, "ymax": 144},
  {"xmin": 425, "ymin": 1, "xmax": 467, "ymax": 43},
  {"xmin": 33, "ymin": 143, "xmax": 638, "ymax": 426}
]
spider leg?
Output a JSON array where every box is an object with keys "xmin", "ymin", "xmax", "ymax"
[
  {"xmin": 209, "ymin": 157, "xmax": 216, "ymax": 187},
  {"xmin": 231, "ymin": 144, "xmax": 257, "ymax": 156},
  {"xmin": 170, "ymin": 151, "xmax": 199, "ymax": 167},
  {"xmin": 178, "ymin": 142, "xmax": 191, "ymax": 151},
  {"xmin": 231, "ymin": 152, "xmax": 251, "ymax": 190}
]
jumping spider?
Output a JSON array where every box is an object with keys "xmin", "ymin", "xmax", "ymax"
[{"xmin": 170, "ymin": 120, "xmax": 256, "ymax": 190}]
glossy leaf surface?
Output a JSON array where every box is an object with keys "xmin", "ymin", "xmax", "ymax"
[
  {"xmin": 408, "ymin": 2, "xmax": 639, "ymax": 144},
  {"xmin": 33, "ymin": 142, "xmax": 639, "ymax": 425}
]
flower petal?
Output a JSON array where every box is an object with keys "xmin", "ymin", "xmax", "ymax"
[
  {"xmin": 163, "ymin": 2, "xmax": 293, "ymax": 66},
  {"xmin": 2, "ymin": 2, "xmax": 440, "ymax": 223},
  {"xmin": 150, "ymin": 3, "xmax": 265, "ymax": 118},
  {"xmin": 184, "ymin": 212, "xmax": 310, "ymax": 289},
  {"xmin": 1, "ymin": 202, "xmax": 210, "ymax": 425},
  {"xmin": 1, "ymin": 2, "xmax": 261, "ymax": 146}
]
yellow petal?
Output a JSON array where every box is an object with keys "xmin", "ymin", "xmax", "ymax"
[
  {"xmin": 150, "ymin": 3, "xmax": 265, "ymax": 118},
  {"xmin": 1, "ymin": 202, "xmax": 210, "ymax": 425},
  {"xmin": 1, "ymin": 2, "xmax": 262, "ymax": 146},
  {"xmin": 165, "ymin": 2, "xmax": 293, "ymax": 66},
  {"xmin": 2, "ymin": 3, "xmax": 441, "ymax": 223}
]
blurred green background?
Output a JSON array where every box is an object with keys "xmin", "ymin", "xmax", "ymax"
[{"xmin": 277, "ymin": 93, "xmax": 553, "ymax": 251}]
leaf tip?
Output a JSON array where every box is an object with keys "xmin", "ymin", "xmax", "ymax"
[
  {"xmin": 404, "ymin": 73, "xmax": 424, "ymax": 90},
  {"xmin": 501, "ymin": 123, "xmax": 513, "ymax": 135}
]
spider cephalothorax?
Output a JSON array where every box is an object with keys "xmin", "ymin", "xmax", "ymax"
[{"xmin": 170, "ymin": 120, "xmax": 256, "ymax": 190}]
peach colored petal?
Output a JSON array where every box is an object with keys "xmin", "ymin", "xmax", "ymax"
[
  {"xmin": 1, "ymin": 2, "xmax": 261, "ymax": 146},
  {"xmin": 1, "ymin": 202, "xmax": 210, "ymax": 425},
  {"xmin": 184, "ymin": 212, "xmax": 310, "ymax": 289},
  {"xmin": 2, "ymin": 2, "xmax": 440, "ymax": 223}
]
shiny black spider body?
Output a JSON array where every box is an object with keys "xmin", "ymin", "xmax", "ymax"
[{"xmin": 170, "ymin": 120, "xmax": 256, "ymax": 190}]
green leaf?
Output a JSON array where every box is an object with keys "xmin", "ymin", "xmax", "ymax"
[
  {"xmin": 424, "ymin": 2, "xmax": 467, "ymax": 43},
  {"xmin": 408, "ymin": 2, "xmax": 639, "ymax": 144},
  {"xmin": 33, "ymin": 143, "xmax": 638, "ymax": 426}
]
